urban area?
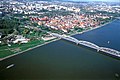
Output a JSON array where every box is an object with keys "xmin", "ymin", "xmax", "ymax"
[{"xmin": 0, "ymin": 0, "xmax": 120, "ymax": 59}]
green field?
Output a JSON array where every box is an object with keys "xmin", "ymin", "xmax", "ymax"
[{"xmin": 0, "ymin": 40, "xmax": 45, "ymax": 58}]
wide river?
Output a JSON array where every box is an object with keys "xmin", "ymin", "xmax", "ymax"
[{"xmin": 0, "ymin": 20, "xmax": 120, "ymax": 80}]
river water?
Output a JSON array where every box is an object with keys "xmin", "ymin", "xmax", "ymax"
[{"xmin": 0, "ymin": 20, "xmax": 120, "ymax": 80}]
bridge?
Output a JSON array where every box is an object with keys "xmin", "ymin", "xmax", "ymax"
[
  {"xmin": 50, "ymin": 33, "xmax": 120, "ymax": 57},
  {"xmin": 78, "ymin": 40, "xmax": 99, "ymax": 50},
  {"xmin": 116, "ymin": 17, "xmax": 120, "ymax": 20}
]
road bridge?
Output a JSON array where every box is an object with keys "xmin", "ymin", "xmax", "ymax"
[{"xmin": 50, "ymin": 33, "xmax": 120, "ymax": 57}]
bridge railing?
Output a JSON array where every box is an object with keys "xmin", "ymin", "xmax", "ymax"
[
  {"xmin": 78, "ymin": 41, "xmax": 99, "ymax": 48},
  {"xmin": 100, "ymin": 47, "xmax": 120, "ymax": 55},
  {"xmin": 50, "ymin": 33, "xmax": 120, "ymax": 57}
]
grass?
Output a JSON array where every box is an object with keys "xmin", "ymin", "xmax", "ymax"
[
  {"xmin": 0, "ymin": 20, "xmax": 108, "ymax": 59},
  {"xmin": 0, "ymin": 50, "xmax": 13, "ymax": 58},
  {"xmin": 0, "ymin": 39, "xmax": 45, "ymax": 58}
]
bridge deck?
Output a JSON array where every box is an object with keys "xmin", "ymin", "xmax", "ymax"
[{"xmin": 50, "ymin": 33, "xmax": 120, "ymax": 57}]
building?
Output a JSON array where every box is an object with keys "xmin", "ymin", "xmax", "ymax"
[
  {"xmin": 13, "ymin": 35, "xmax": 29, "ymax": 44},
  {"xmin": 0, "ymin": 12, "xmax": 2, "ymax": 17}
]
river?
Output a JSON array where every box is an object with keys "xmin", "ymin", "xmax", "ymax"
[{"xmin": 0, "ymin": 20, "xmax": 120, "ymax": 80}]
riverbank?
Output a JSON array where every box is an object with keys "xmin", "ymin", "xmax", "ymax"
[
  {"xmin": 1, "ymin": 19, "xmax": 120, "ymax": 80},
  {"xmin": 70, "ymin": 19, "xmax": 116, "ymax": 37},
  {"xmin": 0, "ymin": 38, "xmax": 59, "ymax": 61},
  {"xmin": 0, "ymin": 19, "xmax": 116, "ymax": 61}
]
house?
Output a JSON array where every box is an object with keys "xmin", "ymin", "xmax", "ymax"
[
  {"xmin": 0, "ymin": 12, "xmax": 2, "ymax": 17},
  {"xmin": 0, "ymin": 33, "xmax": 2, "ymax": 44},
  {"xmin": 13, "ymin": 35, "xmax": 29, "ymax": 44},
  {"xmin": 0, "ymin": 33, "xmax": 2, "ymax": 39}
]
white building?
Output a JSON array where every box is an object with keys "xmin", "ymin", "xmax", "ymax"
[{"xmin": 13, "ymin": 35, "xmax": 29, "ymax": 44}]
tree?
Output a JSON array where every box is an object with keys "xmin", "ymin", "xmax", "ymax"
[{"xmin": 0, "ymin": 18, "xmax": 20, "ymax": 35}]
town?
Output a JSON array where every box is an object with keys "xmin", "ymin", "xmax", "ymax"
[{"xmin": 0, "ymin": 0, "xmax": 120, "ymax": 58}]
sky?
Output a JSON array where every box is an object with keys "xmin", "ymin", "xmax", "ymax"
[{"xmin": 68, "ymin": 0, "xmax": 120, "ymax": 2}]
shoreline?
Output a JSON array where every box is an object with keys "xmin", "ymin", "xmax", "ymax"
[
  {"xmin": 70, "ymin": 19, "xmax": 116, "ymax": 37},
  {"xmin": 0, "ymin": 19, "xmax": 115, "ymax": 61},
  {"xmin": 0, "ymin": 39, "xmax": 59, "ymax": 61}
]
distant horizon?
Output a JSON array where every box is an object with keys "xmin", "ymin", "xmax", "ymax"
[
  {"xmin": 19, "ymin": 0, "xmax": 120, "ymax": 3},
  {"xmin": 23, "ymin": 0, "xmax": 120, "ymax": 2},
  {"xmin": 33, "ymin": 0, "xmax": 120, "ymax": 2},
  {"xmin": 67, "ymin": 0, "xmax": 120, "ymax": 2}
]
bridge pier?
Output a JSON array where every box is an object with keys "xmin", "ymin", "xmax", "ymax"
[
  {"xmin": 50, "ymin": 32, "xmax": 120, "ymax": 58},
  {"xmin": 97, "ymin": 49, "xmax": 100, "ymax": 52},
  {"xmin": 97, "ymin": 47, "xmax": 102, "ymax": 52},
  {"xmin": 76, "ymin": 42, "xmax": 79, "ymax": 45}
]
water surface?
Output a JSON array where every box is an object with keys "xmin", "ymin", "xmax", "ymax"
[{"xmin": 0, "ymin": 20, "xmax": 120, "ymax": 80}]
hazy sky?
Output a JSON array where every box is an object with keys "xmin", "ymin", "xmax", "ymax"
[{"xmin": 69, "ymin": 0, "xmax": 120, "ymax": 2}]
